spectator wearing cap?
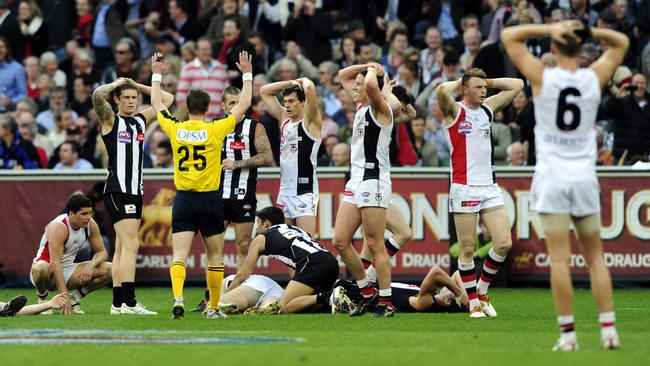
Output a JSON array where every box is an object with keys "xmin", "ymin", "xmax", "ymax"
[
  {"xmin": 0, "ymin": 114, "xmax": 41, "ymax": 169},
  {"xmin": 0, "ymin": 36, "xmax": 27, "ymax": 113},
  {"xmin": 283, "ymin": 0, "xmax": 332, "ymax": 66},
  {"xmin": 53, "ymin": 141, "xmax": 93, "ymax": 170},
  {"xmin": 90, "ymin": 0, "xmax": 128, "ymax": 71},
  {"xmin": 0, "ymin": 0, "xmax": 21, "ymax": 58},
  {"xmin": 419, "ymin": 26, "xmax": 443, "ymax": 85},
  {"xmin": 100, "ymin": 37, "xmax": 137, "ymax": 84}
]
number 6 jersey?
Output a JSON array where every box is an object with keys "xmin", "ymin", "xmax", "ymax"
[{"xmin": 533, "ymin": 67, "xmax": 600, "ymax": 181}]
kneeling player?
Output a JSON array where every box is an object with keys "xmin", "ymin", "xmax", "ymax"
[
  {"xmin": 30, "ymin": 194, "xmax": 112, "ymax": 314},
  {"xmin": 227, "ymin": 206, "xmax": 339, "ymax": 314},
  {"xmin": 0, "ymin": 294, "xmax": 67, "ymax": 316},
  {"xmin": 218, "ymin": 274, "xmax": 283, "ymax": 315}
]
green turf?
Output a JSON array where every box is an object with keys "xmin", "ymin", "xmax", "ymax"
[{"xmin": 0, "ymin": 288, "xmax": 648, "ymax": 366}]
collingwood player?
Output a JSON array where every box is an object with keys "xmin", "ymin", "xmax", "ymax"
[
  {"xmin": 227, "ymin": 206, "xmax": 339, "ymax": 314},
  {"xmin": 221, "ymin": 86, "xmax": 274, "ymax": 268},
  {"xmin": 333, "ymin": 63, "xmax": 401, "ymax": 317},
  {"xmin": 152, "ymin": 51, "xmax": 253, "ymax": 320},
  {"xmin": 502, "ymin": 21, "xmax": 628, "ymax": 351},
  {"xmin": 436, "ymin": 69, "xmax": 522, "ymax": 318},
  {"xmin": 260, "ymin": 78, "xmax": 322, "ymax": 237},
  {"xmin": 92, "ymin": 60, "xmax": 174, "ymax": 315}
]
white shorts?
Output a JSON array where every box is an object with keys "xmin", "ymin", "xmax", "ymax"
[
  {"xmin": 29, "ymin": 261, "xmax": 79, "ymax": 289},
  {"xmin": 241, "ymin": 275, "xmax": 284, "ymax": 307},
  {"xmin": 530, "ymin": 175, "xmax": 600, "ymax": 217},
  {"xmin": 449, "ymin": 183, "xmax": 505, "ymax": 214},
  {"xmin": 343, "ymin": 178, "xmax": 391, "ymax": 208},
  {"xmin": 277, "ymin": 193, "xmax": 318, "ymax": 218}
]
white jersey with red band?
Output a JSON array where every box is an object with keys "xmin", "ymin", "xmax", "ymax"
[
  {"xmin": 533, "ymin": 67, "xmax": 600, "ymax": 181},
  {"xmin": 279, "ymin": 118, "xmax": 320, "ymax": 196},
  {"xmin": 33, "ymin": 214, "xmax": 89, "ymax": 266},
  {"xmin": 443, "ymin": 102, "xmax": 495, "ymax": 186},
  {"xmin": 349, "ymin": 104, "xmax": 393, "ymax": 183}
]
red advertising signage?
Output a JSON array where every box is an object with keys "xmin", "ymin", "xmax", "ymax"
[{"xmin": 0, "ymin": 169, "xmax": 648, "ymax": 283}]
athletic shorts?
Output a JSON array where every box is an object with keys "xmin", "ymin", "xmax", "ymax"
[
  {"xmin": 343, "ymin": 178, "xmax": 391, "ymax": 208},
  {"xmin": 276, "ymin": 193, "xmax": 318, "ymax": 219},
  {"xmin": 104, "ymin": 192, "xmax": 143, "ymax": 223},
  {"xmin": 530, "ymin": 174, "xmax": 600, "ymax": 217},
  {"xmin": 223, "ymin": 197, "xmax": 256, "ymax": 223},
  {"xmin": 30, "ymin": 261, "xmax": 79, "ymax": 290},
  {"xmin": 293, "ymin": 252, "xmax": 339, "ymax": 293},
  {"xmin": 449, "ymin": 183, "xmax": 504, "ymax": 214},
  {"xmin": 172, "ymin": 190, "xmax": 224, "ymax": 236},
  {"xmin": 242, "ymin": 275, "xmax": 284, "ymax": 307}
]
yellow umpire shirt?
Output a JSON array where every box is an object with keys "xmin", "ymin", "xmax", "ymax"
[{"xmin": 158, "ymin": 110, "xmax": 236, "ymax": 192}]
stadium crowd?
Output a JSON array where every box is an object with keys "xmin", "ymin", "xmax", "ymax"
[{"xmin": 0, "ymin": 0, "xmax": 649, "ymax": 171}]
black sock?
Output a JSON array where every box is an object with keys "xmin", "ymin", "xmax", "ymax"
[
  {"xmin": 316, "ymin": 291, "xmax": 332, "ymax": 306},
  {"xmin": 112, "ymin": 287, "xmax": 123, "ymax": 307},
  {"xmin": 122, "ymin": 282, "xmax": 137, "ymax": 307},
  {"xmin": 204, "ymin": 289, "xmax": 209, "ymax": 301}
]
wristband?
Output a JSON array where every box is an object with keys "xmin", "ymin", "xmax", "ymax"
[
  {"xmin": 242, "ymin": 72, "xmax": 253, "ymax": 82},
  {"xmin": 151, "ymin": 73, "xmax": 162, "ymax": 83}
]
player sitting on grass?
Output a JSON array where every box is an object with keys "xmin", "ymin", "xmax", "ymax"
[
  {"xmin": 227, "ymin": 206, "xmax": 341, "ymax": 314},
  {"xmin": 217, "ymin": 274, "xmax": 284, "ymax": 315},
  {"xmin": 0, "ymin": 294, "xmax": 67, "ymax": 316}
]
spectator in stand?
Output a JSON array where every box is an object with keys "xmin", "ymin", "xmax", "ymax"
[
  {"xmin": 397, "ymin": 61, "xmax": 423, "ymax": 99},
  {"xmin": 206, "ymin": 0, "xmax": 250, "ymax": 44},
  {"xmin": 48, "ymin": 109, "xmax": 76, "ymax": 149},
  {"xmin": 503, "ymin": 89, "xmax": 535, "ymax": 164},
  {"xmin": 41, "ymin": 0, "xmax": 75, "ymax": 53},
  {"xmin": 36, "ymin": 87, "xmax": 77, "ymax": 133},
  {"xmin": 17, "ymin": 115, "xmax": 47, "ymax": 168},
  {"xmin": 71, "ymin": 74, "xmax": 94, "ymax": 118},
  {"xmin": 39, "ymin": 52, "xmax": 67, "ymax": 88},
  {"xmin": 17, "ymin": 0, "xmax": 47, "ymax": 59},
  {"xmin": 100, "ymin": 37, "xmax": 138, "ymax": 84},
  {"xmin": 0, "ymin": 36, "xmax": 26, "ymax": 113},
  {"xmin": 165, "ymin": 0, "xmax": 204, "ymax": 47},
  {"xmin": 318, "ymin": 61, "xmax": 342, "ymax": 118},
  {"xmin": 161, "ymin": 74, "xmax": 180, "ymax": 114},
  {"xmin": 74, "ymin": 0, "xmax": 94, "ymax": 45},
  {"xmin": 331, "ymin": 142, "xmax": 350, "ymax": 168},
  {"xmin": 17, "ymin": 109, "xmax": 53, "ymax": 158},
  {"xmin": 487, "ymin": 0, "xmax": 542, "ymax": 44},
  {"xmin": 252, "ymin": 74, "xmax": 268, "ymax": 98},
  {"xmin": 318, "ymin": 134, "xmax": 340, "ymax": 167},
  {"xmin": 0, "ymin": 114, "xmax": 40, "ymax": 169},
  {"xmin": 579, "ymin": 43, "xmax": 600, "ymax": 68},
  {"xmin": 460, "ymin": 28, "xmax": 482, "ymax": 71},
  {"xmin": 605, "ymin": 73, "xmax": 650, "ymax": 164},
  {"xmin": 153, "ymin": 139, "xmax": 173, "ymax": 169},
  {"xmin": 318, "ymin": 99, "xmax": 339, "ymax": 138},
  {"xmin": 369, "ymin": 0, "xmax": 422, "ymax": 43},
  {"xmin": 48, "ymin": 115, "xmax": 97, "ymax": 168},
  {"xmin": 332, "ymin": 87, "xmax": 355, "ymax": 127},
  {"xmin": 179, "ymin": 41, "xmax": 196, "ymax": 66},
  {"xmin": 90, "ymin": 0, "xmax": 128, "ymax": 71},
  {"xmin": 15, "ymin": 97, "xmax": 38, "ymax": 120},
  {"xmin": 23, "ymin": 55, "xmax": 40, "ymax": 100},
  {"xmin": 53, "ymin": 141, "xmax": 93, "ymax": 170},
  {"xmin": 248, "ymin": 32, "xmax": 279, "ymax": 75},
  {"xmin": 416, "ymin": 46, "xmax": 462, "ymax": 111},
  {"xmin": 492, "ymin": 110, "xmax": 512, "ymax": 166},
  {"xmin": 427, "ymin": 0, "xmax": 464, "ymax": 51},
  {"xmin": 216, "ymin": 18, "xmax": 255, "ymax": 88},
  {"xmin": 460, "ymin": 14, "xmax": 480, "ymax": 33},
  {"xmin": 410, "ymin": 114, "xmax": 438, "ymax": 167},
  {"xmin": 381, "ymin": 29, "xmax": 409, "ymax": 77},
  {"xmin": 176, "ymin": 37, "xmax": 229, "ymax": 119},
  {"xmin": 596, "ymin": 125, "xmax": 615, "ymax": 166},
  {"xmin": 268, "ymin": 41, "xmax": 318, "ymax": 81},
  {"xmin": 480, "ymin": 0, "xmax": 502, "ymax": 40},
  {"xmin": 338, "ymin": 35, "xmax": 357, "ymax": 68},
  {"xmin": 68, "ymin": 48, "xmax": 102, "ymax": 98},
  {"xmin": 246, "ymin": 0, "xmax": 282, "ymax": 49},
  {"xmin": 506, "ymin": 142, "xmax": 527, "ymax": 167},
  {"xmin": 419, "ymin": 27, "xmax": 443, "ymax": 85},
  {"xmin": 355, "ymin": 39, "xmax": 377, "ymax": 65},
  {"xmin": 0, "ymin": 0, "xmax": 21, "ymax": 58},
  {"xmin": 571, "ymin": 0, "xmax": 599, "ymax": 25},
  {"xmin": 283, "ymin": 0, "xmax": 332, "ymax": 66},
  {"xmin": 143, "ymin": 129, "xmax": 168, "ymax": 168}
]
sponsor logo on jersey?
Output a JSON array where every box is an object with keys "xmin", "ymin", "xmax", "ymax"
[
  {"xmin": 230, "ymin": 141, "xmax": 246, "ymax": 150},
  {"xmin": 461, "ymin": 200, "xmax": 481, "ymax": 207},
  {"xmin": 236, "ymin": 188, "xmax": 246, "ymax": 195},
  {"xmin": 458, "ymin": 121, "xmax": 472, "ymax": 134},
  {"xmin": 364, "ymin": 162, "xmax": 375, "ymax": 169},
  {"xmin": 124, "ymin": 204, "xmax": 137, "ymax": 214},
  {"xmin": 298, "ymin": 177, "xmax": 309, "ymax": 184},
  {"xmin": 344, "ymin": 190, "xmax": 353, "ymax": 196},
  {"xmin": 176, "ymin": 129, "xmax": 208, "ymax": 142},
  {"xmin": 356, "ymin": 128, "xmax": 364, "ymax": 137},
  {"xmin": 298, "ymin": 203, "xmax": 308, "ymax": 209},
  {"xmin": 118, "ymin": 131, "xmax": 132, "ymax": 143},
  {"xmin": 136, "ymin": 133, "xmax": 145, "ymax": 142},
  {"xmin": 482, "ymin": 129, "xmax": 490, "ymax": 139}
]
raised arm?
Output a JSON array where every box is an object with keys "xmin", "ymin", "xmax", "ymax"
[
  {"xmin": 227, "ymin": 235, "xmax": 265, "ymax": 291},
  {"xmin": 435, "ymin": 79, "xmax": 461, "ymax": 125},
  {"xmin": 148, "ymin": 53, "xmax": 174, "ymax": 118},
  {"xmin": 230, "ymin": 51, "xmax": 254, "ymax": 123},
  {"xmin": 223, "ymin": 123, "xmax": 275, "ymax": 170},
  {"xmin": 297, "ymin": 77, "xmax": 322, "ymax": 136},
  {"xmin": 382, "ymin": 78, "xmax": 403, "ymax": 116},
  {"xmin": 260, "ymin": 80, "xmax": 292, "ymax": 122},
  {"xmin": 93, "ymin": 79, "xmax": 126, "ymax": 134},
  {"xmin": 589, "ymin": 28, "xmax": 630, "ymax": 88},
  {"xmin": 484, "ymin": 78, "xmax": 525, "ymax": 114},
  {"xmin": 500, "ymin": 24, "xmax": 547, "ymax": 93},
  {"xmin": 338, "ymin": 63, "xmax": 371, "ymax": 96},
  {"xmin": 365, "ymin": 65, "xmax": 392, "ymax": 125}
]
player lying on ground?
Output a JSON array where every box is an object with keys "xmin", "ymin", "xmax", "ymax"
[
  {"xmin": 227, "ymin": 206, "xmax": 340, "ymax": 314},
  {"xmin": 30, "ymin": 193, "xmax": 112, "ymax": 314},
  {"xmin": 0, "ymin": 294, "xmax": 67, "ymax": 316},
  {"xmin": 217, "ymin": 274, "xmax": 284, "ymax": 315}
]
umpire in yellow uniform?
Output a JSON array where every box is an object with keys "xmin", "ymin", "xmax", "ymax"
[{"xmin": 150, "ymin": 51, "xmax": 253, "ymax": 320}]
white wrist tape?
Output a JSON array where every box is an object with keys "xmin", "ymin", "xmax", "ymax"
[
  {"xmin": 242, "ymin": 73, "xmax": 253, "ymax": 82},
  {"xmin": 151, "ymin": 74, "xmax": 162, "ymax": 83}
]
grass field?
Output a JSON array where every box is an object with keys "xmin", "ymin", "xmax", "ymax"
[{"xmin": 0, "ymin": 287, "xmax": 648, "ymax": 366}]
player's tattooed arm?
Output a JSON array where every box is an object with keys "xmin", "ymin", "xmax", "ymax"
[
  {"xmin": 93, "ymin": 79, "xmax": 127, "ymax": 133},
  {"xmin": 234, "ymin": 124, "xmax": 274, "ymax": 169}
]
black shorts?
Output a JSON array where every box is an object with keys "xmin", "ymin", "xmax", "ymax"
[
  {"xmin": 293, "ymin": 252, "xmax": 339, "ymax": 293},
  {"xmin": 104, "ymin": 192, "xmax": 143, "ymax": 223},
  {"xmin": 223, "ymin": 197, "xmax": 256, "ymax": 223},
  {"xmin": 172, "ymin": 190, "xmax": 224, "ymax": 236}
]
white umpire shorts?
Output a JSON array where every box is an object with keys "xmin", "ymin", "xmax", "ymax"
[
  {"xmin": 530, "ymin": 174, "xmax": 600, "ymax": 217},
  {"xmin": 343, "ymin": 178, "xmax": 391, "ymax": 209},
  {"xmin": 449, "ymin": 183, "xmax": 505, "ymax": 214},
  {"xmin": 277, "ymin": 193, "xmax": 319, "ymax": 219},
  {"xmin": 30, "ymin": 261, "xmax": 79, "ymax": 289}
]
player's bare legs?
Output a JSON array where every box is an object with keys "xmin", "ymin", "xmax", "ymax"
[
  {"xmin": 30, "ymin": 260, "xmax": 55, "ymax": 312},
  {"xmin": 202, "ymin": 233, "xmax": 225, "ymax": 318},
  {"xmin": 219, "ymin": 284, "xmax": 263, "ymax": 313},
  {"xmin": 361, "ymin": 206, "xmax": 394, "ymax": 316},
  {"xmin": 295, "ymin": 215, "xmax": 317, "ymax": 238},
  {"xmin": 278, "ymin": 281, "xmax": 317, "ymax": 314},
  {"xmin": 234, "ymin": 222, "xmax": 254, "ymax": 270},
  {"xmin": 573, "ymin": 214, "xmax": 619, "ymax": 349},
  {"xmin": 111, "ymin": 236, "xmax": 122, "ymax": 310},
  {"xmin": 477, "ymin": 206, "xmax": 512, "ymax": 316},
  {"xmin": 65, "ymin": 262, "xmax": 112, "ymax": 313},
  {"xmin": 454, "ymin": 212, "xmax": 484, "ymax": 317},
  {"xmin": 332, "ymin": 202, "xmax": 365, "ymax": 280},
  {"xmin": 114, "ymin": 218, "xmax": 146, "ymax": 312}
]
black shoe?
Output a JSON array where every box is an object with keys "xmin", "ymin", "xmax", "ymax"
[
  {"xmin": 190, "ymin": 298, "xmax": 208, "ymax": 313},
  {"xmin": 373, "ymin": 303, "xmax": 396, "ymax": 317},
  {"xmin": 0, "ymin": 295, "xmax": 27, "ymax": 317},
  {"xmin": 172, "ymin": 302, "xmax": 185, "ymax": 319},
  {"xmin": 350, "ymin": 290, "xmax": 377, "ymax": 317}
]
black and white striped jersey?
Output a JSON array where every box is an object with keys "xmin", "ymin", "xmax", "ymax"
[
  {"xmin": 350, "ymin": 104, "xmax": 393, "ymax": 182},
  {"xmin": 102, "ymin": 113, "xmax": 146, "ymax": 196},
  {"xmin": 279, "ymin": 118, "xmax": 320, "ymax": 196},
  {"xmin": 221, "ymin": 118, "xmax": 258, "ymax": 201},
  {"xmin": 261, "ymin": 224, "xmax": 329, "ymax": 268}
]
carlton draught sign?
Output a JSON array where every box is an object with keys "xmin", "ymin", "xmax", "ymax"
[{"xmin": 0, "ymin": 168, "xmax": 648, "ymax": 283}]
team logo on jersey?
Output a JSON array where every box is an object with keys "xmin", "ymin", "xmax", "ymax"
[
  {"xmin": 375, "ymin": 193, "xmax": 383, "ymax": 201},
  {"xmin": 482, "ymin": 129, "xmax": 491, "ymax": 139},
  {"xmin": 298, "ymin": 203, "xmax": 308, "ymax": 209},
  {"xmin": 290, "ymin": 144, "xmax": 298, "ymax": 153},
  {"xmin": 461, "ymin": 200, "xmax": 481, "ymax": 207},
  {"xmin": 236, "ymin": 188, "xmax": 246, "ymax": 195},
  {"xmin": 362, "ymin": 192, "xmax": 371, "ymax": 198},
  {"xmin": 230, "ymin": 141, "xmax": 246, "ymax": 150},
  {"xmin": 458, "ymin": 121, "xmax": 472, "ymax": 134},
  {"xmin": 298, "ymin": 177, "xmax": 309, "ymax": 184},
  {"xmin": 356, "ymin": 128, "xmax": 365, "ymax": 138},
  {"xmin": 124, "ymin": 204, "xmax": 137, "ymax": 214},
  {"xmin": 118, "ymin": 131, "xmax": 132, "ymax": 143},
  {"xmin": 136, "ymin": 133, "xmax": 145, "ymax": 142}
]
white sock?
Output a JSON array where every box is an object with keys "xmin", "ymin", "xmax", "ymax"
[
  {"xmin": 599, "ymin": 311, "xmax": 617, "ymax": 337},
  {"xmin": 558, "ymin": 315, "xmax": 576, "ymax": 339},
  {"xmin": 356, "ymin": 277, "xmax": 370, "ymax": 289}
]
